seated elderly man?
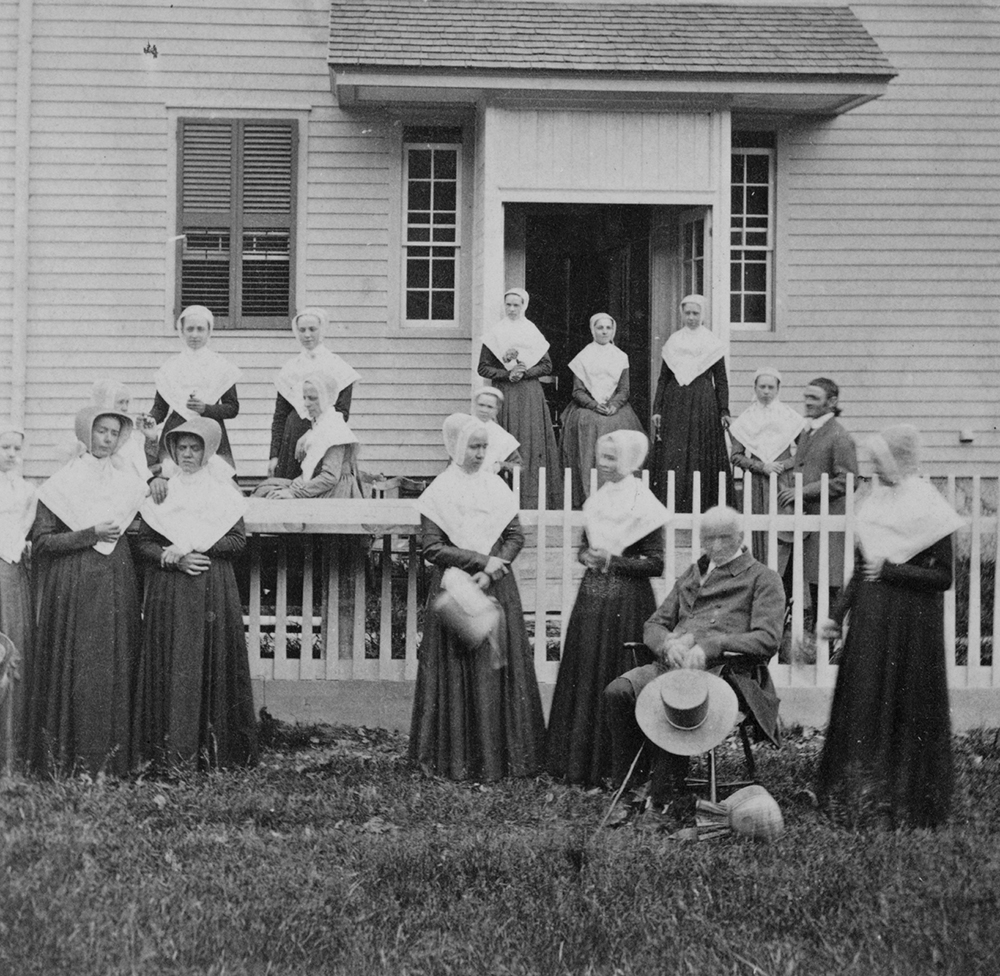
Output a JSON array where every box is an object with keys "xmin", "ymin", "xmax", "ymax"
[{"xmin": 604, "ymin": 505, "xmax": 785, "ymax": 817}]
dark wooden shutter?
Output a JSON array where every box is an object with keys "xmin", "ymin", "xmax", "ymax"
[{"xmin": 177, "ymin": 118, "xmax": 297, "ymax": 328}]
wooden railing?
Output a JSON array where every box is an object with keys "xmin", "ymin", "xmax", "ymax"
[{"xmin": 243, "ymin": 470, "xmax": 999, "ymax": 691}]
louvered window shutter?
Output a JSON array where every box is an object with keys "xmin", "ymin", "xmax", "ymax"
[{"xmin": 177, "ymin": 119, "xmax": 297, "ymax": 328}]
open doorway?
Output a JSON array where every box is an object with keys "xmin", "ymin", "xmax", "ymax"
[{"xmin": 504, "ymin": 203, "xmax": 709, "ymax": 428}]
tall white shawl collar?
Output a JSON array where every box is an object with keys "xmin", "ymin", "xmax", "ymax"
[
  {"xmin": 482, "ymin": 420, "xmax": 520, "ymax": 475},
  {"xmin": 662, "ymin": 326, "xmax": 725, "ymax": 387},
  {"xmin": 141, "ymin": 467, "xmax": 248, "ymax": 554},
  {"xmin": 38, "ymin": 454, "xmax": 147, "ymax": 556},
  {"xmin": 155, "ymin": 347, "xmax": 241, "ymax": 420},
  {"xmin": 417, "ymin": 464, "xmax": 519, "ymax": 555},
  {"xmin": 275, "ymin": 347, "xmax": 360, "ymax": 420},
  {"xmin": 298, "ymin": 408, "xmax": 358, "ymax": 482},
  {"xmin": 728, "ymin": 398, "xmax": 805, "ymax": 464},
  {"xmin": 0, "ymin": 469, "xmax": 36, "ymax": 564},
  {"xmin": 583, "ymin": 475, "xmax": 670, "ymax": 557},
  {"xmin": 568, "ymin": 342, "xmax": 629, "ymax": 405},
  {"xmin": 856, "ymin": 476, "xmax": 965, "ymax": 565},
  {"xmin": 483, "ymin": 316, "xmax": 550, "ymax": 372}
]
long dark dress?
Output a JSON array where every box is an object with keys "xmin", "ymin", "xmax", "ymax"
[
  {"xmin": 730, "ymin": 440, "xmax": 794, "ymax": 571},
  {"xmin": 478, "ymin": 347, "xmax": 562, "ymax": 509},
  {"xmin": 25, "ymin": 502, "xmax": 141, "ymax": 777},
  {"xmin": 559, "ymin": 371, "xmax": 646, "ymax": 509},
  {"xmin": 650, "ymin": 359, "xmax": 734, "ymax": 513},
  {"xmin": 408, "ymin": 514, "xmax": 546, "ymax": 781},
  {"xmin": 269, "ymin": 385, "xmax": 353, "ymax": 480},
  {"xmin": 151, "ymin": 385, "xmax": 239, "ymax": 472},
  {"xmin": 545, "ymin": 528, "xmax": 663, "ymax": 786},
  {"xmin": 133, "ymin": 519, "xmax": 258, "ymax": 771},
  {"xmin": 816, "ymin": 536, "xmax": 954, "ymax": 827},
  {"xmin": 0, "ymin": 558, "xmax": 32, "ymax": 771}
]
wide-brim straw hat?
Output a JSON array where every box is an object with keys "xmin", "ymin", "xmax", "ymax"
[{"xmin": 635, "ymin": 669, "xmax": 738, "ymax": 756}]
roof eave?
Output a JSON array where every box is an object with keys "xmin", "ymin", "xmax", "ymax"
[{"xmin": 329, "ymin": 67, "xmax": 894, "ymax": 115}]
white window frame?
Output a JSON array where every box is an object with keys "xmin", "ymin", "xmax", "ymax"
[
  {"xmin": 401, "ymin": 140, "xmax": 462, "ymax": 329},
  {"xmin": 729, "ymin": 146, "xmax": 775, "ymax": 332}
]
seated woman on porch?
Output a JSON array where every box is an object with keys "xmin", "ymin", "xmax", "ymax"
[
  {"xmin": 134, "ymin": 417, "xmax": 258, "ymax": 771},
  {"xmin": 149, "ymin": 306, "xmax": 241, "ymax": 495},
  {"xmin": 409, "ymin": 413, "xmax": 545, "ymax": 782},
  {"xmin": 269, "ymin": 307, "xmax": 359, "ymax": 481},
  {"xmin": 253, "ymin": 374, "xmax": 364, "ymax": 500},
  {"xmin": 546, "ymin": 431, "xmax": 668, "ymax": 787},
  {"xmin": 472, "ymin": 387, "xmax": 521, "ymax": 478},
  {"xmin": 0, "ymin": 421, "xmax": 36, "ymax": 772},
  {"xmin": 25, "ymin": 406, "xmax": 146, "ymax": 777},
  {"xmin": 559, "ymin": 312, "xmax": 646, "ymax": 508},
  {"xmin": 477, "ymin": 288, "xmax": 562, "ymax": 509},
  {"xmin": 728, "ymin": 367, "xmax": 804, "ymax": 570},
  {"xmin": 650, "ymin": 295, "xmax": 734, "ymax": 513}
]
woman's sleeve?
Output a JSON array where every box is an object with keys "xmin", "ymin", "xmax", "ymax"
[
  {"xmin": 202, "ymin": 384, "xmax": 239, "ymax": 422},
  {"xmin": 150, "ymin": 390, "xmax": 169, "ymax": 425},
  {"xmin": 879, "ymin": 535, "xmax": 954, "ymax": 593},
  {"xmin": 608, "ymin": 526, "xmax": 665, "ymax": 577},
  {"xmin": 335, "ymin": 384, "xmax": 353, "ymax": 421},
  {"xmin": 607, "ymin": 369, "xmax": 630, "ymax": 411},
  {"xmin": 831, "ymin": 548, "xmax": 862, "ymax": 625},
  {"xmin": 288, "ymin": 445, "xmax": 345, "ymax": 498},
  {"xmin": 136, "ymin": 519, "xmax": 167, "ymax": 565},
  {"xmin": 477, "ymin": 345, "xmax": 508, "ymax": 381},
  {"xmin": 495, "ymin": 516, "xmax": 525, "ymax": 563},
  {"xmin": 523, "ymin": 351, "xmax": 553, "ymax": 380},
  {"xmin": 571, "ymin": 374, "xmax": 599, "ymax": 410},
  {"xmin": 206, "ymin": 518, "xmax": 248, "ymax": 559},
  {"xmin": 420, "ymin": 515, "xmax": 488, "ymax": 573},
  {"xmin": 30, "ymin": 501, "xmax": 99, "ymax": 556},
  {"xmin": 710, "ymin": 358, "xmax": 730, "ymax": 418},
  {"xmin": 652, "ymin": 362, "xmax": 670, "ymax": 414},
  {"xmin": 270, "ymin": 394, "xmax": 293, "ymax": 459},
  {"xmin": 730, "ymin": 436, "xmax": 766, "ymax": 474}
]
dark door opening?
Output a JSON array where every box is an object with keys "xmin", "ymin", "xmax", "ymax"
[{"xmin": 519, "ymin": 204, "xmax": 652, "ymax": 426}]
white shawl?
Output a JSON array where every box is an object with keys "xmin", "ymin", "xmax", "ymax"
[{"xmin": 662, "ymin": 326, "xmax": 725, "ymax": 387}]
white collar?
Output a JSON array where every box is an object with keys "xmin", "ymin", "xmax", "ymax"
[{"xmin": 806, "ymin": 412, "xmax": 835, "ymax": 432}]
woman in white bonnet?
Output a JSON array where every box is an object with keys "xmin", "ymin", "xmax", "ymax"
[
  {"xmin": 408, "ymin": 413, "xmax": 545, "ymax": 781},
  {"xmin": 816, "ymin": 425, "xmax": 963, "ymax": 828}
]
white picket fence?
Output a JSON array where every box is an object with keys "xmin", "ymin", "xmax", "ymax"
[{"xmin": 244, "ymin": 469, "xmax": 999, "ymax": 691}]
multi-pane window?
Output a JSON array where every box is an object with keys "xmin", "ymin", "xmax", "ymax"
[
  {"xmin": 403, "ymin": 128, "xmax": 461, "ymax": 326},
  {"xmin": 177, "ymin": 119, "xmax": 297, "ymax": 329},
  {"xmin": 681, "ymin": 214, "xmax": 706, "ymax": 297},
  {"xmin": 730, "ymin": 133, "xmax": 775, "ymax": 329}
]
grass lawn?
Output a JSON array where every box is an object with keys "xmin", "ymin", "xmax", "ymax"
[{"xmin": 2, "ymin": 722, "xmax": 999, "ymax": 976}]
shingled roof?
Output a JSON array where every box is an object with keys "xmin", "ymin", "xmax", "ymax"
[{"xmin": 328, "ymin": 1, "xmax": 895, "ymax": 77}]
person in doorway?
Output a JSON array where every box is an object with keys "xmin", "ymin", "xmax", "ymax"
[
  {"xmin": 477, "ymin": 288, "xmax": 562, "ymax": 509},
  {"xmin": 649, "ymin": 295, "xmax": 734, "ymax": 513},
  {"xmin": 559, "ymin": 312, "xmax": 646, "ymax": 508},
  {"xmin": 602, "ymin": 506, "xmax": 784, "ymax": 822},
  {"xmin": 777, "ymin": 377, "xmax": 858, "ymax": 629}
]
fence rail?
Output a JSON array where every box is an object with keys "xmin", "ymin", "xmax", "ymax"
[{"xmin": 244, "ymin": 470, "xmax": 999, "ymax": 691}]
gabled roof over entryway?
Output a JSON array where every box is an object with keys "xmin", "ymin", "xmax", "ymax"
[{"xmin": 328, "ymin": 0, "xmax": 896, "ymax": 113}]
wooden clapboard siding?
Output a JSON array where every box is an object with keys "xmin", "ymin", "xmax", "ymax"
[
  {"xmin": 0, "ymin": 0, "xmax": 16, "ymax": 422},
  {"xmin": 7, "ymin": 0, "xmax": 470, "ymax": 479},
  {"xmin": 731, "ymin": 0, "xmax": 1000, "ymax": 473}
]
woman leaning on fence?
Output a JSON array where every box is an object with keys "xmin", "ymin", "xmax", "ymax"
[
  {"xmin": 815, "ymin": 425, "xmax": 964, "ymax": 828},
  {"xmin": 546, "ymin": 431, "xmax": 668, "ymax": 787},
  {"xmin": 408, "ymin": 413, "xmax": 545, "ymax": 782}
]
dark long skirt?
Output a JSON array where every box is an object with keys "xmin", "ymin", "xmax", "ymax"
[
  {"xmin": 545, "ymin": 571, "xmax": 656, "ymax": 786},
  {"xmin": 651, "ymin": 371, "xmax": 733, "ymax": 513},
  {"xmin": 560, "ymin": 403, "xmax": 646, "ymax": 509},
  {"xmin": 133, "ymin": 561, "xmax": 259, "ymax": 771},
  {"xmin": 816, "ymin": 542, "xmax": 954, "ymax": 827},
  {"xmin": 409, "ymin": 568, "xmax": 545, "ymax": 782},
  {"xmin": 274, "ymin": 410, "xmax": 312, "ymax": 480},
  {"xmin": 496, "ymin": 377, "xmax": 562, "ymax": 510},
  {"xmin": 0, "ymin": 558, "xmax": 32, "ymax": 771},
  {"xmin": 26, "ymin": 542, "xmax": 140, "ymax": 777}
]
